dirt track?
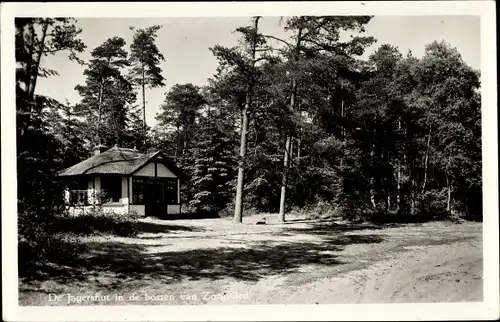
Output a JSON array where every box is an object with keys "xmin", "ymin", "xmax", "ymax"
[
  {"xmin": 199, "ymin": 219, "xmax": 482, "ymax": 304},
  {"xmin": 215, "ymin": 239, "xmax": 482, "ymax": 304},
  {"xmin": 19, "ymin": 216, "xmax": 482, "ymax": 305}
]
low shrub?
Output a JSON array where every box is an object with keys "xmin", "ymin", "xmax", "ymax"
[
  {"xmin": 217, "ymin": 206, "xmax": 233, "ymax": 218},
  {"xmin": 52, "ymin": 207, "xmax": 139, "ymax": 237},
  {"xmin": 18, "ymin": 204, "xmax": 70, "ymax": 277},
  {"xmin": 359, "ymin": 208, "xmax": 453, "ymax": 225},
  {"xmin": 18, "ymin": 205, "xmax": 65, "ymax": 260},
  {"xmin": 218, "ymin": 199, "xmax": 257, "ymax": 218},
  {"xmin": 293, "ymin": 201, "xmax": 342, "ymax": 220},
  {"xmin": 180, "ymin": 203, "xmax": 196, "ymax": 215}
]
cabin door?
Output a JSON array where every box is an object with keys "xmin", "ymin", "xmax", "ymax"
[{"xmin": 144, "ymin": 178, "xmax": 167, "ymax": 218}]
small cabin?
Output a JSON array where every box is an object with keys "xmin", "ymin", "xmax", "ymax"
[{"xmin": 57, "ymin": 145, "xmax": 185, "ymax": 217}]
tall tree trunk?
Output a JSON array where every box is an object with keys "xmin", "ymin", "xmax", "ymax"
[
  {"xmin": 297, "ymin": 138, "xmax": 301, "ymax": 160},
  {"xmin": 253, "ymin": 122, "xmax": 258, "ymax": 161},
  {"xmin": 396, "ymin": 166, "xmax": 401, "ymax": 211},
  {"xmin": 234, "ymin": 93, "xmax": 251, "ymax": 224},
  {"xmin": 369, "ymin": 142, "xmax": 376, "ymax": 208},
  {"xmin": 446, "ymin": 171, "xmax": 451, "ymax": 213},
  {"xmin": 279, "ymin": 82, "xmax": 297, "ymax": 222},
  {"xmin": 383, "ymin": 152, "xmax": 390, "ymax": 213},
  {"xmin": 396, "ymin": 118, "xmax": 403, "ymax": 212},
  {"xmin": 278, "ymin": 22, "xmax": 303, "ymax": 222},
  {"xmin": 233, "ymin": 16, "xmax": 260, "ymax": 224},
  {"xmin": 142, "ymin": 64, "xmax": 147, "ymax": 146},
  {"xmin": 24, "ymin": 25, "xmax": 35, "ymax": 99},
  {"xmin": 410, "ymin": 169, "xmax": 416, "ymax": 215},
  {"xmin": 182, "ymin": 127, "xmax": 187, "ymax": 156},
  {"xmin": 97, "ymin": 84, "xmax": 104, "ymax": 124},
  {"xmin": 370, "ymin": 181, "xmax": 376, "ymax": 208},
  {"xmin": 421, "ymin": 128, "xmax": 432, "ymax": 194},
  {"xmin": 22, "ymin": 19, "xmax": 48, "ymax": 133},
  {"xmin": 175, "ymin": 124, "xmax": 180, "ymax": 159},
  {"xmin": 340, "ymin": 90, "xmax": 345, "ymax": 140},
  {"xmin": 279, "ymin": 135, "xmax": 292, "ymax": 222},
  {"xmin": 28, "ymin": 19, "xmax": 49, "ymax": 100},
  {"xmin": 96, "ymin": 57, "xmax": 111, "ymax": 145},
  {"xmin": 97, "ymin": 82, "xmax": 104, "ymax": 144},
  {"xmin": 386, "ymin": 187, "xmax": 391, "ymax": 212}
]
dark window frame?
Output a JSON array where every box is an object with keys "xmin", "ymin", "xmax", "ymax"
[
  {"xmin": 66, "ymin": 177, "xmax": 89, "ymax": 206},
  {"xmin": 100, "ymin": 175, "xmax": 122, "ymax": 203},
  {"xmin": 132, "ymin": 176, "xmax": 179, "ymax": 205}
]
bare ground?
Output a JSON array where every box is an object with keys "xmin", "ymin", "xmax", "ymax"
[{"xmin": 18, "ymin": 214, "xmax": 482, "ymax": 305}]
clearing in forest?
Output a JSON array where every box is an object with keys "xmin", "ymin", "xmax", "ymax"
[{"xmin": 19, "ymin": 214, "xmax": 482, "ymax": 305}]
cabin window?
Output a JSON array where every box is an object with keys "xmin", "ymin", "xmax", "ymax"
[
  {"xmin": 132, "ymin": 177, "xmax": 178, "ymax": 205},
  {"xmin": 163, "ymin": 178, "xmax": 178, "ymax": 204},
  {"xmin": 101, "ymin": 176, "xmax": 121, "ymax": 203},
  {"xmin": 67, "ymin": 179, "xmax": 88, "ymax": 205},
  {"xmin": 69, "ymin": 179, "xmax": 88, "ymax": 190},
  {"xmin": 132, "ymin": 177, "xmax": 145, "ymax": 204}
]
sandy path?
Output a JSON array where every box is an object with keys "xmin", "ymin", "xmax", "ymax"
[
  {"xmin": 19, "ymin": 218, "xmax": 483, "ymax": 305},
  {"xmin": 288, "ymin": 241, "xmax": 481, "ymax": 303},
  {"xmin": 207, "ymin": 235, "xmax": 482, "ymax": 304}
]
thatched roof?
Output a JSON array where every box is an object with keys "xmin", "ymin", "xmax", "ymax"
[{"xmin": 57, "ymin": 146, "xmax": 185, "ymax": 178}]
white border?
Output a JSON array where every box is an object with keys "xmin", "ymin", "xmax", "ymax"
[{"xmin": 1, "ymin": 2, "xmax": 498, "ymax": 321}]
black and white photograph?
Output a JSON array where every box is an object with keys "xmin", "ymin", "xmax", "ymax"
[{"xmin": 1, "ymin": 1, "xmax": 498, "ymax": 321}]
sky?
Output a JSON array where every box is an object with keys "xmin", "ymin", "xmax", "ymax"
[{"xmin": 36, "ymin": 16, "xmax": 480, "ymax": 127}]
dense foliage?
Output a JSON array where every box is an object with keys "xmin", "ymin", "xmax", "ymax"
[
  {"xmin": 16, "ymin": 16, "xmax": 482, "ymax": 255},
  {"xmin": 16, "ymin": 18, "xmax": 87, "ymax": 257}
]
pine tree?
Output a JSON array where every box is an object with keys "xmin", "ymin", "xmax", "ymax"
[
  {"xmin": 16, "ymin": 18, "xmax": 86, "ymax": 205},
  {"xmin": 265, "ymin": 16, "xmax": 376, "ymax": 221},
  {"xmin": 15, "ymin": 18, "xmax": 85, "ymax": 254},
  {"xmin": 156, "ymin": 83, "xmax": 206, "ymax": 158},
  {"xmin": 210, "ymin": 16, "xmax": 267, "ymax": 223},
  {"xmin": 74, "ymin": 37, "xmax": 136, "ymax": 147},
  {"xmin": 155, "ymin": 84, "xmax": 207, "ymax": 206},
  {"xmin": 355, "ymin": 44, "xmax": 404, "ymax": 211},
  {"xmin": 129, "ymin": 25, "xmax": 166, "ymax": 137},
  {"xmin": 188, "ymin": 106, "xmax": 237, "ymax": 213},
  {"xmin": 412, "ymin": 41, "xmax": 481, "ymax": 218}
]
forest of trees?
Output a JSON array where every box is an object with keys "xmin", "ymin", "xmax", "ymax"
[{"xmin": 16, "ymin": 16, "xmax": 482, "ymax": 246}]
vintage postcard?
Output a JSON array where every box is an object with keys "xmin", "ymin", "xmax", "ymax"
[{"xmin": 1, "ymin": 1, "xmax": 498, "ymax": 321}]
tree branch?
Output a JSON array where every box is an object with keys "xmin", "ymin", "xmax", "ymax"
[
  {"xmin": 262, "ymin": 34, "xmax": 293, "ymax": 48},
  {"xmin": 300, "ymin": 18, "xmax": 330, "ymax": 40},
  {"xmin": 42, "ymin": 48, "xmax": 64, "ymax": 54}
]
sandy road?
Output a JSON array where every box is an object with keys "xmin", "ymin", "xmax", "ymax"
[
  {"xmin": 205, "ymin": 222, "xmax": 483, "ymax": 304},
  {"xmin": 19, "ymin": 218, "xmax": 483, "ymax": 306},
  {"xmin": 284, "ymin": 240, "xmax": 483, "ymax": 304}
]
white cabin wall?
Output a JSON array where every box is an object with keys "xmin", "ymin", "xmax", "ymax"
[
  {"xmin": 94, "ymin": 176, "xmax": 101, "ymax": 192},
  {"xmin": 67, "ymin": 204, "xmax": 129, "ymax": 216},
  {"xmin": 87, "ymin": 176, "xmax": 101, "ymax": 204},
  {"xmin": 129, "ymin": 177, "xmax": 133, "ymax": 203},
  {"xmin": 86, "ymin": 177, "xmax": 93, "ymax": 204},
  {"xmin": 133, "ymin": 163, "xmax": 155, "ymax": 176},
  {"xmin": 156, "ymin": 163, "xmax": 177, "ymax": 178},
  {"xmin": 120, "ymin": 176, "xmax": 129, "ymax": 204},
  {"xmin": 167, "ymin": 204, "xmax": 180, "ymax": 214},
  {"xmin": 177, "ymin": 179, "xmax": 180, "ymax": 203},
  {"xmin": 133, "ymin": 161, "xmax": 177, "ymax": 178}
]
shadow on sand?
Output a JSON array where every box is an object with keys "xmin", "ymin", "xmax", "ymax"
[
  {"xmin": 19, "ymin": 220, "xmax": 384, "ymax": 290},
  {"xmin": 153, "ymin": 211, "xmax": 221, "ymax": 221},
  {"xmin": 51, "ymin": 215, "xmax": 206, "ymax": 237},
  {"xmin": 283, "ymin": 221, "xmax": 403, "ymax": 235}
]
